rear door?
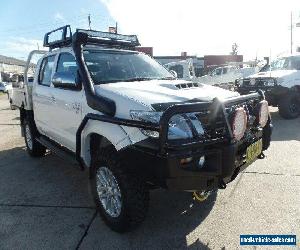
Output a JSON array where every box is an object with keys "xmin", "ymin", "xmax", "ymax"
[{"xmin": 33, "ymin": 54, "xmax": 56, "ymax": 136}]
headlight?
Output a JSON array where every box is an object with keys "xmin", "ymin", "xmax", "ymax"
[
  {"xmin": 231, "ymin": 107, "xmax": 247, "ymax": 141},
  {"xmin": 130, "ymin": 111, "xmax": 161, "ymax": 138},
  {"xmin": 258, "ymin": 100, "xmax": 269, "ymax": 127},
  {"xmin": 130, "ymin": 110, "xmax": 204, "ymax": 140}
]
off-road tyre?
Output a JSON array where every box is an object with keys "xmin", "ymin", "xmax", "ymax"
[
  {"xmin": 278, "ymin": 92, "xmax": 300, "ymax": 119},
  {"xmin": 23, "ymin": 118, "xmax": 46, "ymax": 157},
  {"xmin": 90, "ymin": 147, "xmax": 149, "ymax": 233},
  {"xmin": 10, "ymin": 102, "xmax": 16, "ymax": 110}
]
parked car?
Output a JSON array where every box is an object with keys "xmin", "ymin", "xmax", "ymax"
[
  {"xmin": 0, "ymin": 82, "xmax": 12, "ymax": 93},
  {"xmin": 165, "ymin": 59, "xmax": 196, "ymax": 81},
  {"xmin": 164, "ymin": 60, "xmax": 257, "ymax": 91},
  {"xmin": 237, "ymin": 55, "xmax": 300, "ymax": 119},
  {"xmin": 15, "ymin": 26, "xmax": 272, "ymax": 232},
  {"xmin": 199, "ymin": 65, "xmax": 257, "ymax": 89}
]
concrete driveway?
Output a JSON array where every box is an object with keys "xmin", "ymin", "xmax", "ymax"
[{"xmin": 0, "ymin": 93, "xmax": 299, "ymax": 250}]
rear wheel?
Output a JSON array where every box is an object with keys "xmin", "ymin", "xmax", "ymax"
[
  {"xmin": 10, "ymin": 101, "xmax": 16, "ymax": 110},
  {"xmin": 23, "ymin": 119, "xmax": 46, "ymax": 157},
  {"xmin": 278, "ymin": 92, "xmax": 300, "ymax": 119},
  {"xmin": 90, "ymin": 147, "xmax": 149, "ymax": 232}
]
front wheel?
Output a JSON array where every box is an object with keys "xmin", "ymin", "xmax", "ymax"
[
  {"xmin": 278, "ymin": 92, "xmax": 300, "ymax": 119},
  {"xmin": 90, "ymin": 147, "xmax": 149, "ymax": 232},
  {"xmin": 23, "ymin": 119, "xmax": 46, "ymax": 157}
]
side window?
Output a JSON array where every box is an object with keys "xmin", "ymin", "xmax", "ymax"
[
  {"xmin": 56, "ymin": 53, "xmax": 77, "ymax": 75},
  {"xmin": 169, "ymin": 65, "xmax": 183, "ymax": 78},
  {"xmin": 215, "ymin": 68, "xmax": 222, "ymax": 75},
  {"xmin": 39, "ymin": 55, "xmax": 55, "ymax": 86}
]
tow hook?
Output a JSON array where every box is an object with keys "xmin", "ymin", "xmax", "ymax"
[
  {"xmin": 219, "ymin": 180, "xmax": 227, "ymax": 189},
  {"xmin": 193, "ymin": 190, "xmax": 215, "ymax": 202},
  {"xmin": 258, "ymin": 152, "xmax": 265, "ymax": 159}
]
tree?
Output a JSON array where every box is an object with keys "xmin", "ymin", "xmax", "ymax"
[{"xmin": 230, "ymin": 43, "xmax": 238, "ymax": 55}]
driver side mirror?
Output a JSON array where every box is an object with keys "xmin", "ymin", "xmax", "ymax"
[
  {"xmin": 52, "ymin": 71, "xmax": 80, "ymax": 90},
  {"xmin": 169, "ymin": 70, "xmax": 177, "ymax": 78}
]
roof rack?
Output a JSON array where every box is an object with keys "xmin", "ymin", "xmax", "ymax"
[{"xmin": 43, "ymin": 25, "xmax": 140, "ymax": 50}]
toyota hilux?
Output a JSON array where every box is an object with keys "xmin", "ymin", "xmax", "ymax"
[{"xmin": 17, "ymin": 25, "xmax": 272, "ymax": 232}]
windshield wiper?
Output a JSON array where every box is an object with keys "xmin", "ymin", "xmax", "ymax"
[
  {"xmin": 122, "ymin": 77, "xmax": 157, "ymax": 82},
  {"xmin": 158, "ymin": 77, "xmax": 176, "ymax": 80},
  {"xmin": 95, "ymin": 77, "xmax": 172, "ymax": 84}
]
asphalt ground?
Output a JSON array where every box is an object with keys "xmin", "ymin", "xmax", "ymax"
[{"xmin": 0, "ymin": 93, "xmax": 299, "ymax": 250}]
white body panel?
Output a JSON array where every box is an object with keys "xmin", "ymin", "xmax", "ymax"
[
  {"xmin": 95, "ymin": 79, "xmax": 239, "ymax": 105},
  {"xmin": 45, "ymin": 87, "xmax": 83, "ymax": 151},
  {"xmin": 8, "ymin": 86, "xmax": 26, "ymax": 108}
]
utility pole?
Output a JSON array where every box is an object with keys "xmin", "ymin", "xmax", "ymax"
[
  {"xmin": 116, "ymin": 22, "xmax": 118, "ymax": 34},
  {"xmin": 88, "ymin": 14, "xmax": 91, "ymax": 30},
  {"xmin": 291, "ymin": 11, "xmax": 293, "ymax": 54}
]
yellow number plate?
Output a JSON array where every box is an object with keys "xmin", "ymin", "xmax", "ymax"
[{"xmin": 246, "ymin": 139, "xmax": 263, "ymax": 163}]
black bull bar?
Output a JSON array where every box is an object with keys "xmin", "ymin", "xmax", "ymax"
[{"xmin": 76, "ymin": 91, "xmax": 265, "ymax": 167}]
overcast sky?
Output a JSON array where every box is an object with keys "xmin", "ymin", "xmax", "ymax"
[
  {"xmin": 0, "ymin": 0, "xmax": 300, "ymax": 61},
  {"xmin": 102, "ymin": 0, "xmax": 300, "ymax": 60}
]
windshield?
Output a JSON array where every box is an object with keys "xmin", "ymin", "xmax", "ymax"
[
  {"xmin": 83, "ymin": 50, "xmax": 175, "ymax": 84},
  {"xmin": 270, "ymin": 56, "xmax": 300, "ymax": 71}
]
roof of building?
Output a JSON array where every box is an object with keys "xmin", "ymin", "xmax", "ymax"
[{"xmin": 0, "ymin": 55, "xmax": 27, "ymax": 67}]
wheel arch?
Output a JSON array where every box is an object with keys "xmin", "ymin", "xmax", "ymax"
[{"xmin": 80, "ymin": 120, "xmax": 132, "ymax": 168}]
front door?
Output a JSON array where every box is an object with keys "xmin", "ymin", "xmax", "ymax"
[{"xmin": 47, "ymin": 52, "xmax": 83, "ymax": 151}]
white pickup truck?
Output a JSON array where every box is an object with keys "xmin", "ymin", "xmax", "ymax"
[
  {"xmin": 16, "ymin": 26, "xmax": 272, "ymax": 232},
  {"xmin": 164, "ymin": 60, "xmax": 257, "ymax": 90},
  {"xmin": 199, "ymin": 65, "xmax": 256, "ymax": 87},
  {"xmin": 237, "ymin": 55, "xmax": 300, "ymax": 119}
]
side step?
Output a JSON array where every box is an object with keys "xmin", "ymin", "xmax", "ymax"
[{"xmin": 36, "ymin": 136, "xmax": 79, "ymax": 166}]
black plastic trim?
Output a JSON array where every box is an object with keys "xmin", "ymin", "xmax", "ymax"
[
  {"xmin": 75, "ymin": 113, "xmax": 159, "ymax": 166},
  {"xmin": 72, "ymin": 31, "xmax": 116, "ymax": 116}
]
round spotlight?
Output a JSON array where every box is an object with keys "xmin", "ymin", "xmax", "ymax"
[
  {"xmin": 232, "ymin": 107, "xmax": 247, "ymax": 141},
  {"xmin": 258, "ymin": 100, "xmax": 269, "ymax": 128}
]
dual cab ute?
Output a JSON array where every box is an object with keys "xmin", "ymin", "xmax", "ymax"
[
  {"xmin": 18, "ymin": 25, "xmax": 272, "ymax": 232},
  {"xmin": 237, "ymin": 55, "xmax": 300, "ymax": 119}
]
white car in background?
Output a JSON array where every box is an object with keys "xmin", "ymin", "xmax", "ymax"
[
  {"xmin": 0, "ymin": 82, "xmax": 12, "ymax": 93},
  {"xmin": 198, "ymin": 65, "xmax": 257, "ymax": 87},
  {"xmin": 164, "ymin": 60, "xmax": 257, "ymax": 91},
  {"xmin": 165, "ymin": 59, "xmax": 196, "ymax": 81}
]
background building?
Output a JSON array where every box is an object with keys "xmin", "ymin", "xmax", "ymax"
[
  {"xmin": 203, "ymin": 55, "xmax": 243, "ymax": 68},
  {"xmin": 0, "ymin": 55, "xmax": 26, "ymax": 74},
  {"xmin": 0, "ymin": 55, "xmax": 26, "ymax": 82}
]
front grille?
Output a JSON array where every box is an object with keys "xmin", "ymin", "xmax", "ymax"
[
  {"xmin": 194, "ymin": 99, "xmax": 260, "ymax": 141},
  {"xmin": 242, "ymin": 78, "xmax": 275, "ymax": 87},
  {"xmin": 195, "ymin": 110, "xmax": 227, "ymax": 139}
]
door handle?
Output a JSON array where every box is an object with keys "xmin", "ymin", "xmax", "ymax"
[{"xmin": 51, "ymin": 96, "xmax": 56, "ymax": 102}]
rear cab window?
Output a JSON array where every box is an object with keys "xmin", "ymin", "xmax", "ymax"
[{"xmin": 38, "ymin": 55, "xmax": 56, "ymax": 86}]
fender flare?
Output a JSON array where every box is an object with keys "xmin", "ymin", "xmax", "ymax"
[{"xmin": 75, "ymin": 113, "xmax": 159, "ymax": 168}]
